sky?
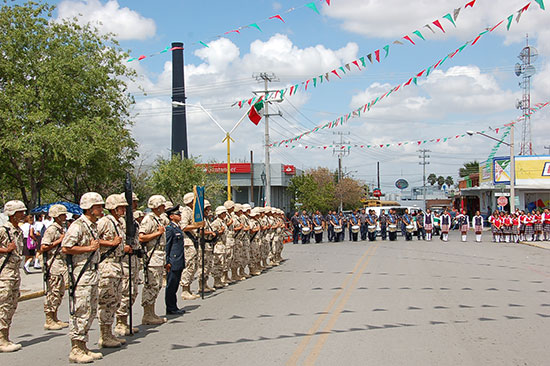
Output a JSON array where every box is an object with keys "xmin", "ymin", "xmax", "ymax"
[{"xmin": 43, "ymin": 0, "xmax": 550, "ymax": 192}]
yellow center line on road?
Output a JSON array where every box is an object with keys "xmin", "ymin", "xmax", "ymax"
[
  {"xmin": 304, "ymin": 243, "xmax": 379, "ymax": 366},
  {"xmin": 286, "ymin": 245, "xmax": 375, "ymax": 366}
]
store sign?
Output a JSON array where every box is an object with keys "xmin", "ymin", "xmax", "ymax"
[
  {"xmin": 283, "ymin": 165, "xmax": 296, "ymax": 175},
  {"xmin": 199, "ymin": 163, "xmax": 251, "ymax": 174},
  {"xmin": 515, "ymin": 156, "xmax": 550, "ymax": 186}
]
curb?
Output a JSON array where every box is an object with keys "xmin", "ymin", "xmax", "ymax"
[
  {"xmin": 19, "ymin": 290, "xmax": 45, "ymax": 302},
  {"xmin": 518, "ymin": 241, "xmax": 550, "ymax": 250}
]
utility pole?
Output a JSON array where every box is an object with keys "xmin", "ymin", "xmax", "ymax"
[
  {"xmin": 377, "ymin": 162, "xmax": 380, "ymax": 191},
  {"xmin": 253, "ymin": 72, "xmax": 281, "ymax": 207},
  {"xmin": 333, "ymin": 132, "xmax": 351, "ymax": 212},
  {"xmin": 418, "ymin": 149, "xmax": 431, "ymax": 203}
]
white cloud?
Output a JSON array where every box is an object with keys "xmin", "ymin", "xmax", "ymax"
[{"xmin": 56, "ymin": 0, "xmax": 156, "ymax": 41}]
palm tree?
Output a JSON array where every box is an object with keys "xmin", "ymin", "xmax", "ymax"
[
  {"xmin": 437, "ymin": 176, "xmax": 445, "ymax": 188},
  {"xmin": 427, "ymin": 173, "xmax": 437, "ymax": 186},
  {"xmin": 459, "ymin": 161, "xmax": 479, "ymax": 177},
  {"xmin": 445, "ymin": 176, "xmax": 454, "ymax": 187}
]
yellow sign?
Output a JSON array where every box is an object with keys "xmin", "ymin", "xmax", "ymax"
[{"xmin": 515, "ymin": 156, "xmax": 550, "ymax": 186}]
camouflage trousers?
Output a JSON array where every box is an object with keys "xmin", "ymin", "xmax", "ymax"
[
  {"xmin": 242, "ymin": 239, "xmax": 251, "ymax": 267},
  {"xmin": 224, "ymin": 240, "xmax": 235, "ymax": 270},
  {"xmin": 141, "ymin": 266, "xmax": 163, "ymax": 307},
  {"xmin": 44, "ymin": 273, "xmax": 67, "ymax": 314},
  {"xmin": 196, "ymin": 246, "xmax": 213, "ymax": 281},
  {"xmin": 210, "ymin": 243, "xmax": 226, "ymax": 279},
  {"xmin": 69, "ymin": 283, "xmax": 98, "ymax": 342},
  {"xmin": 261, "ymin": 239, "xmax": 271, "ymax": 261},
  {"xmin": 116, "ymin": 257, "xmax": 140, "ymax": 318},
  {"xmin": 180, "ymin": 246, "xmax": 198, "ymax": 287},
  {"xmin": 249, "ymin": 240, "xmax": 261, "ymax": 265},
  {"xmin": 98, "ymin": 275, "xmax": 122, "ymax": 326},
  {"xmin": 0, "ymin": 278, "xmax": 20, "ymax": 331}
]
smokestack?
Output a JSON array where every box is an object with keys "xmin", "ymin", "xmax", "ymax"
[{"xmin": 171, "ymin": 42, "xmax": 188, "ymax": 158}]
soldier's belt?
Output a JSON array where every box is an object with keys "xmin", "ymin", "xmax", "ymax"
[{"xmin": 75, "ymin": 263, "xmax": 98, "ymax": 271}]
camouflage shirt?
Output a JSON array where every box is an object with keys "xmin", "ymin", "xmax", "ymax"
[
  {"xmin": 41, "ymin": 222, "xmax": 67, "ymax": 276},
  {"xmin": 61, "ymin": 215, "xmax": 100, "ymax": 286},
  {"xmin": 0, "ymin": 221, "xmax": 23, "ymax": 281},
  {"xmin": 139, "ymin": 212, "xmax": 166, "ymax": 267}
]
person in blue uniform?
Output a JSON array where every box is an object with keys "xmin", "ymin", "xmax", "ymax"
[
  {"xmin": 313, "ymin": 211, "xmax": 324, "ymax": 244},
  {"xmin": 348, "ymin": 210, "xmax": 360, "ymax": 242},
  {"xmin": 164, "ymin": 205, "xmax": 186, "ymax": 315},
  {"xmin": 300, "ymin": 211, "xmax": 311, "ymax": 244},
  {"xmin": 326, "ymin": 211, "xmax": 334, "ymax": 242},
  {"xmin": 290, "ymin": 212, "xmax": 300, "ymax": 244},
  {"xmin": 402, "ymin": 209, "xmax": 413, "ymax": 241}
]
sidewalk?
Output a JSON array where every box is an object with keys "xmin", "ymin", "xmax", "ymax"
[
  {"xmin": 19, "ymin": 269, "xmax": 45, "ymax": 301},
  {"xmin": 518, "ymin": 240, "xmax": 550, "ymax": 250}
]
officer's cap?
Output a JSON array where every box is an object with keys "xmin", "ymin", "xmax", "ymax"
[{"xmin": 166, "ymin": 205, "xmax": 181, "ymax": 217}]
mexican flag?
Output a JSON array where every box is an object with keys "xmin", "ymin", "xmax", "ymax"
[{"xmin": 248, "ymin": 97, "xmax": 264, "ymax": 125}]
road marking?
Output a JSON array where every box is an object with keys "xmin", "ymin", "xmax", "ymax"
[
  {"xmin": 304, "ymin": 243, "xmax": 379, "ymax": 365},
  {"xmin": 286, "ymin": 245, "xmax": 375, "ymax": 366}
]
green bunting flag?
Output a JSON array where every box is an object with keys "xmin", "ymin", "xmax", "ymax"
[
  {"xmin": 383, "ymin": 45, "xmax": 390, "ymax": 58},
  {"xmin": 199, "ymin": 41, "xmax": 209, "ymax": 48},
  {"xmin": 413, "ymin": 30, "xmax": 425, "ymax": 41},
  {"xmin": 306, "ymin": 2, "xmax": 320, "ymax": 14},
  {"xmin": 443, "ymin": 13, "xmax": 456, "ymax": 27},
  {"xmin": 506, "ymin": 14, "xmax": 514, "ymax": 30},
  {"xmin": 249, "ymin": 23, "xmax": 262, "ymax": 32},
  {"xmin": 535, "ymin": 0, "xmax": 545, "ymax": 10}
]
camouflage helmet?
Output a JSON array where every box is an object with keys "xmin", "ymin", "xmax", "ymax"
[
  {"xmin": 234, "ymin": 204, "xmax": 243, "ymax": 213},
  {"xmin": 223, "ymin": 200, "xmax": 235, "ymax": 210},
  {"xmin": 250, "ymin": 208, "xmax": 260, "ymax": 217},
  {"xmin": 133, "ymin": 210, "xmax": 145, "ymax": 220},
  {"xmin": 183, "ymin": 192, "xmax": 195, "ymax": 205},
  {"xmin": 105, "ymin": 194, "xmax": 128, "ymax": 210},
  {"xmin": 121, "ymin": 192, "xmax": 139, "ymax": 205},
  {"xmin": 215, "ymin": 206, "xmax": 227, "ymax": 216},
  {"xmin": 80, "ymin": 192, "xmax": 105, "ymax": 210},
  {"xmin": 48, "ymin": 204, "xmax": 68, "ymax": 218},
  {"xmin": 242, "ymin": 204, "xmax": 252, "ymax": 212},
  {"xmin": 3, "ymin": 200, "xmax": 27, "ymax": 216},
  {"xmin": 204, "ymin": 200, "xmax": 211, "ymax": 208},
  {"xmin": 147, "ymin": 195, "xmax": 166, "ymax": 209},
  {"xmin": 165, "ymin": 201, "xmax": 174, "ymax": 210}
]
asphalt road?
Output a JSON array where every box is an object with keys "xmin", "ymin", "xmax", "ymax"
[{"xmin": 4, "ymin": 232, "xmax": 550, "ymax": 366}]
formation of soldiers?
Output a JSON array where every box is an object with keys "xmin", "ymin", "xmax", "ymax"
[{"xmin": 0, "ymin": 192, "xmax": 287, "ymax": 363}]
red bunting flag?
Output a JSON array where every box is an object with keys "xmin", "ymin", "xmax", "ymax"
[
  {"xmin": 471, "ymin": 35, "xmax": 482, "ymax": 46},
  {"xmin": 225, "ymin": 29, "xmax": 241, "ymax": 35},
  {"xmin": 138, "ymin": 55, "xmax": 146, "ymax": 60},
  {"xmin": 305, "ymin": 79, "xmax": 310, "ymax": 90},
  {"xmin": 490, "ymin": 20, "xmax": 504, "ymax": 31},
  {"xmin": 433, "ymin": 59, "xmax": 443, "ymax": 68},
  {"xmin": 248, "ymin": 97, "xmax": 264, "ymax": 125},
  {"xmin": 465, "ymin": 0, "xmax": 476, "ymax": 8},
  {"xmin": 326, "ymin": 0, "xmax": 331, "ymax": 5},
  {"xmin": 375, "ymin": 50, "xmax": 380, "ymax": 62},
  {"xmin": 269, "ymin": 14, "xmax": 285, "ymax": 22},
  {"xmin": 331, "ymin": 70, "xmax": 341, "ymax": 79},
  {"xmin": 403, "ymin": 35, "xmax": 416, "ymax": 45},
  {"xmin": 404, "ymin": 78, "xmax": 413, "ymax": 86},
  {"xmin": 432, "ymin": 20, "xmax": 445, "ymax": 33},
  {"xmin": 416, "ymin": 69, "xmax": 426, "ymax": 77},
  {"xmin": 352, "ymin": 60, "xmax": 361, "ymax": 70}
]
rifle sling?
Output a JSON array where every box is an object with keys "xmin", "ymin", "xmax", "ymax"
[{"xmin": 0, "ymin": 227, "xmax": 14, "ymax": 275}]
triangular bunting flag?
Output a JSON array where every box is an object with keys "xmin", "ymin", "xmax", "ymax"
[
  {"xmin": 465, "ymin": 0, "xmax": 476, "ymax": 8},
  {"xmin": 453, "ymin": 8, "xmax": 461, "ymax": 21},
  {"xmin": 249, "ymin": 23, "xmax": 262, "ymax": 32},
  {"xmin": 433, "ymin": 20, "xmax": 445, "ymax": 32},
  {"xmin": 506, "ymin": 14, "xmax": 514, "ymax": 30},
  {"xmin": 352, "ymin": 60, "xmax": 361, "ymax": 70},
  {"xmin": 375, "ymin": 49, "xmax": 380, "ymax": 62},
  {"xmin": 516, "ymin": 3, "xmax": 530, "ymax": 22},
  {"xmin": 393, "ymin": 39, "xmax": 404, "ymax": 45},
  {"xmin": 443, "ymin": 13, "xmax": 456, "ymax": 27},
  {"xmin": 404, "ymin": 78, "xmax": 413, "ymax": 86},
  {"xmin": 424, "ymin": 24, "xmax": 436, "ymax": 33},
  {"xmin": 383, "ymin": 45, "xmax": 390, "ymax": 58},
  {"xmin": 367, "ymin": 54, "xmax": 373, "ymax": 63},
  {"xmin": 339, "ymin": 66, "xmax": 346, "ymax": 74},
  {"xmin": 413, "ymin": 30, "xmax": 425, "ymax": 41},
  {"xmin": 534, "ymin": 0, "xmax": 545, "ymax": 10},
  {"xmin": 345, "ymin": 64, "xmax": 351, "ymax": 71},
  {"xmin": 332, "ymin": 70, "xmax": 341, "ymax": 79},
  {"xmin": 306, "ymin": 2, "xmax": 320, "ymax": 14},
  {"xmin": 359, "ymin": 56, "xmax": 366, "ymax": 67},
  {"xmin": 403, "ymin": 35, "xmax": 416, "ymax": 45},
  {"xmin": 490, "ymin": 19, "xmax": 505, "ymax": 32},
  {"xmin": 269, "ymin": 14, "xmax": 285, "ymax": 23}
]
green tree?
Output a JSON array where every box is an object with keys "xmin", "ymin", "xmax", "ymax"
[
  {"xmin": 335, "ymin": 177, "xmax": 364, "ymax": 210},
  {"xmin": 427, "ymin": 173, "xmax": 437, "ymax": 186},
  {"xmin": 0, "ymin": 2, "xmax": 137, "ymax": 208},
  {"xmin": 459, "ymin": 161, "xmax": 479, "ymax": 178},
  {"xmin": 437, "ymin": 176, "xmax": 445, "ymax": 188},
  {"xmin": 288, "ymin": 174, "xmax": 319, "ymax": 213},
  {"xmin": 148, "ymin": 156, "xmax": 225, "ymax": 207},
  {"xmin": 444, "ymin": 176, "xmax": 454, "ymax": 187}
]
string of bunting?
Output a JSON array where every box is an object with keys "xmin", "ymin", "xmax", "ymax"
[
  {"xmin": 275, "ymin": 102, "xmax": 549, "ymax": 151},
  {"xmin": 269, "ymin": 1, "xmax": 546, "ymax": 147},
  {"xmin": 234, "ymin": 0, "xmax": 485, "ymax": 108},
  {"xmin": 127, "ymin": 0, "xmax": 330, "ymax": 63}
]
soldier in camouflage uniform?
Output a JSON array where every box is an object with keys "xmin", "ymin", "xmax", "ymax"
[
  {"xmin": 271, "ymin": 209, "xmax": 285, "ymax": 265},
  {"xmin": 41, "ymin": 204, "xmax": 69, "ymax": 331},
  {"xmin": 61, "ymin": 192, "xmax": 104, "ymax": 363},
  {"xmin": 97, "ymin": 194, "xmax": 127, "ymax": 348},
  {"xmin": 0, "ymin": 200, "xmax": 26, "ymax": 353},
  {"xmin": 198, "ymin": 200, "xmax": 216, "ymax": 293},
  {"xmin": 138, "ymin": 195, "xmax": 167, "ymax": 325},
  {"xmin": 223, "ymin": 201, "xmax": 237, "ymax": 283},
  {"xmin": 211, "ymin": 206, "xmax": 228, "ymax": 289},
  {"xmin": 233, "ymin": 204, "xmax": 247, "ymax": 280},
  {"xmin": 259, "ymin": 208, "xmax": 272, "ymax": 270},
  {"xmin": 179, "ymin": 192, "xmax": 204, "ymax": 300},
  {"xmin": 241, "ymin": 204, "xmax": 253, "ymax": 278},
  {"xmin": 248, "ymin": 208, "xmax": 262, "ymax": 276},
  {"xmin": 115, "ymin": 193, "xmax": 141, "ymax": 336}
]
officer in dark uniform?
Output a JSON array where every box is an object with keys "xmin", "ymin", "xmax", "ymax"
[
  {"xmin": 291, "ymin": 212, "xmax": 300, "ymax": 244},
  {"xmin": 164, "ymin": 205, "xmax": 186, "ymax": 315},
  {"xmin": 379, "ymin": 209, "xmax": 388, "ymax": 240}
]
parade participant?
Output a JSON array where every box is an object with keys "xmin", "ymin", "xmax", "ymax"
[
  {"xmin": 160, "ymin": 201, "xmax": 173, "ymax": 226},
  {"xmin": 313, "ymin": 210, "xmax": 324, "ymax": 244},
  {"xmin": 232, "ymin": 204, "xmax": 247, "ymax": 279},
  {"xmin": 424, "ymin": 209, "xmax": 434, "ymax": 241},
  {"xmin": 223, "ymin": 200, "xmax": 236, "ymax": 283},
  {"xmin": 359, "ymin": 209, "xmax": 367, "ymax": 241},
  {"xmin": 180, "ymin": 193, "xmax": 205, "ymax": 299},
  {"xmin": 325, "ymin": 211, "xmax": 334, "ymax": 242},
  {"xmin": 264, "ymin": 207, "xmax": 276, "ymax": 267},
  {"xmin": 416, "ymin": 211, "xmax": 425, "ymax": 240},
  {"xmin": 379, "ymin": 209, "xmax": 388, "ymax": 240},
  {"xmin": 211, "ymin": 206, "xmax": 229, "ymax": 285},
  {"xmin": 115, "ymin": 193, "xmax": 141, "ymax": 337},
  {"xmin": 543, "ymin": 208, "xmax": 550, "ymax": 241},
  {"xmin": 61, "ymin": 192, "xmax": 103, "ymax": 363},
  {"xmin": 338, "ymin": 211, "xmax": 347, "ymax": 242},
  {"xmin": 300, "ymin": 210, "xmax": 311, "ymax": 244},
  {"xmin": 40, "ymin": 204, "xmax": 69, "ymax": 331},
  {"xmin": 247, "ymin": 208, "xmax": 262, "ymax": 275},
  {"xmin": 503, "ymin": 212, "xmax": 513, "ymax": 243},
  {"xmin": 164, "ymin": 205, "xmax": 186, "ymax": 315},
  {"xmin": 512, "ymin": 213, "xmax": 520, "ymax": 243},
  {"xmin": 330, "ymin": 212, "xmax": 340, "ymax": 243},
  {"xmin": 291, "ymin": 212, "xmax": 300, "ymax": 244},
  {"xmin": 440, "ymin": 209, "xmax": 451, "ymax": 242},
  {"xmin": 366, "ymin": 210, "xmax": 377, "ymax": 242},
  {"xmin": 534, "ymin": 210, "xmax": 543, "ymax": 241},
  {"xmin": 138, "ymin": 195, "xmax": 167, "ymax": 325},
  {"xmin": 272, "ymin": 209, "xmax": 285, "ymax": 265},
  {"xmin": 239, "ymin": 204, "xmax": 252, "ymax": 278},
  {"xmin": 472, "ymin": 211, "xmax": 484, "ymax": 243},
  {"xmin": 402, "ymin": 209, "xmax": 414, "ymax": 241},
  {"xmin": 524, "ymin": 211, "xmax": 534, "ymax": 241},
  {"xmin": 433, "ymin": 212, "xmax": 441, "ymax": 238},
  {"xmin": 0, "ymin": 200, "xmax": 26, "ymax": 353},
  {"xmin": 387, "ymin": 209, "xmax": 398, "ymax": 241},
  {"xmin": 97, "ymin": 194, "xmax": 128, "ymax": 348},
  {"xmin": 198, "ymin": 200, "xmax": 216, "ymax": 293},
  {"xmin": 518, "ymin": 210, "xmax": 527, "ymax": 241},
  {"xmin": 456, "ymin": 209, "xmax": 469, "ymax": 242},
  {"xmin": 348, "ymin": 210, "xmax": 360, "ymax": 242},
  {"xmin": 492, "ymin": 211, "xmax": 504, "ymax": 243}
]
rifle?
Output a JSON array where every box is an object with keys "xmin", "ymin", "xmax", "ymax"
[
  {"xmin": 0, "ymin": 227, "xmax": 14, "ymax": 276},
  {"xmin": 124, "ymin": 172, "xmax": 135, "ymax": 335},
  {"xmin": 142, "ymin": 217, "xmax": 162, "ymax": 285},
  {"xmin": 42, "ymin": 237, "xmax": 63, "ymax": 292}
]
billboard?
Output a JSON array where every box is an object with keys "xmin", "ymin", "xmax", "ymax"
[
  {"xmin": 198, "ymin": 163, "xmax": 251, "ymax": 174},
  {"xmin": 493, "ymin": 157, "xmax": 511, "ymax": 184},
  {"xmin": 515, "ymin": 156, "xmax": 550, "ymax": 186}
]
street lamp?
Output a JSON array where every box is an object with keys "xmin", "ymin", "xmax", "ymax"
[
  {"xmin": 260, "ymin": 171, "xmax": 266, "ymax": 206},
  {"xmin": 467, "ymin": 127, "xmax": 516, "ymax": 213}
]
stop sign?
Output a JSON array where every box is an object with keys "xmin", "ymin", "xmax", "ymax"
[
  {"xmin": 497, "ymin": 196, "xmax": 508, "ymax": 207},
  {"xmin": 373, "ymin": 188, "xmax": 382, "ymax": 197}
]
